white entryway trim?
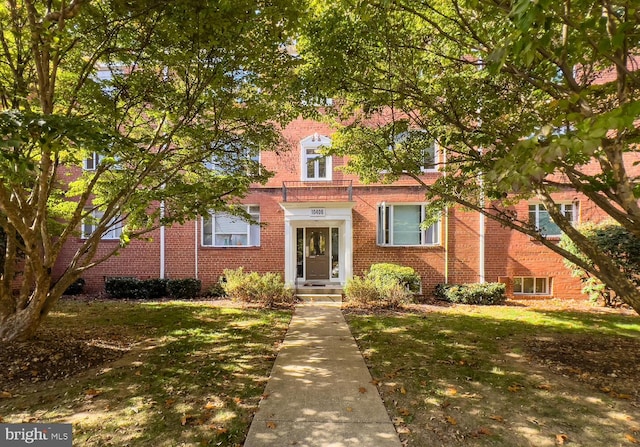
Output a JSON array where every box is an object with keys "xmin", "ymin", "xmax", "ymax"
[{"xmin": 280, "ymin": 201, "xmax": 354, "ymax": 286}]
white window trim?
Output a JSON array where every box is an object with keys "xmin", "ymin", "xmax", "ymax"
[
  {"xmin": 529, "ymin": 202, "xmax": 578, "ymax": 237},
  {"xmin": 205, "ymin": 145, "xmax": 260, "ymax": 173},
  {"xmin": 201, "ymin": 205, "xmax": 260, "ymax": 248},
  {"xmin": 390, "ymin": 130, "xmax": 440, "ymax": 174},
  {"xmin": 513, "ymin": 276, "xmax": 551, "ymax": 295},
  {"xmin": 81, "ymin": 210, "xmax": 122, "ymax": 240},
  {"xmin": 300, "ymin": 133, "xmax": 332, "ymax": 181},
  {"xmin": 419, "ymin": 141, "xmax": 440, "ymax": 173},
  {"xmin": 377, "ymin": 202, "xmax": 441, "ymax": 247},
  {"xmin": 83, "ymin": 152, "xmax": 103, "ymax": 171}
]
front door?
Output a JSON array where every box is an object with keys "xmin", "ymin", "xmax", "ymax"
[{"xmin": 305, "ymin": 227, "xmax": 330, "ymax": 280}]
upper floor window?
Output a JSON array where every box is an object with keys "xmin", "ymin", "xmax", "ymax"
[
  {"xmin": 377, "ymin": 203, "xmax": 440, "ymax": 246},
  {"xmin": 393, "ymin": 131, "xmax": 439, "ymax": 173},
  {"xmin": 202, "ymin": 205, "xmax": 260, "ymax": 247},
  {"xmin": 204, "ymin": 144, "xmax": 260, "ymax": 176},
  {"xmin": 82, "ymin": 210, "xmax": 122, "ymax": 240},
  {"xmin": 529, "ymin": 202, "xmax": 578, "ymax": 237},
  {"xmin": 300, "ymin": 133, "xmax": 332, "ymax": 181},
  {"xmin": 83, "ymin": 152, "xmax": 103, "ymax": 171}
]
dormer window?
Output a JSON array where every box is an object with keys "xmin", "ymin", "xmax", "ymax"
[{"xmin": 300, "ymin": 133, "xmax": 332, "ymax": 181}]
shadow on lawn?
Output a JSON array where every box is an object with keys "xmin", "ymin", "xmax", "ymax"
[
  {"xmin": 347, "ymin": 308, "xmax": 640, "ymax": 447},
  {"xmin": 1, "ymin": 301, "xmax": 291, "ymax": 447}
]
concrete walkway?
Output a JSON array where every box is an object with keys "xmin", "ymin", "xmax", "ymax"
[{"xmin": 244, "ymin": 302, "xmax": 402, "ymax": 447}]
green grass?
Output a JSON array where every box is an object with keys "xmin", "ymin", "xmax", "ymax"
[
  {"xmin": 0, "ymin": 300, "xmax": 292, "ymax": 447},
  {"xmin": 346, "ymin": 305, "xmax": 640, "ymax": 447}
]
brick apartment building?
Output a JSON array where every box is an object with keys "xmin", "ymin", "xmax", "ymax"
[{"xmin": 54, "ymin": 116, "xmax": 599, "ymax": 299}]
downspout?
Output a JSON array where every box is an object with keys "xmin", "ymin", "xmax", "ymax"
[
  {"xmin": 160, "ymin": 200, "xmax": 165, "ymax": 279},
  {"xmin": 194, "ymin": 217, "xmax": 199, "ymax": 279},
  {"xmin": 477, "ymin": 58, "xmax": 486, "ymax": 284},
  {"xmin": 478, "ymin": 150, "xmax": 486, "ymax": 283},
  {"xmin": 442, "ymin": 144, "xmax": 449, "ymax": 284}
]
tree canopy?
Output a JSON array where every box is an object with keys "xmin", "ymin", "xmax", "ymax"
[
  {"xmin": 298, "ymin": 0, "xmax": 640, "ymax": 314},
  {"xmin": 0, "ymin": 0, "xmax": 304, "ymax": 341}
]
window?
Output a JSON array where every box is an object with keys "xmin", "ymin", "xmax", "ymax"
[
  {"xmin": 83, "ymin": 152, "xmax": 103, "ymax": 171},
  {"xmin": 300, "ymin": 133, "xmax": 332, "ymax": 181},
  {"xmin": 202, "ymin": 205, "xmax": 260, "ymax": 247},
  {"xmin": 393, "ymin": 131, "xmax": 439, "ymax": 173},
  {"xmin": 204, "ymin": 144, "xmax": 260, "ymax": 176},
  {"xmin": 513, "ymin": 277, "xmax": 550, "ymax": 295},
  {"xmin": 377, "ymin": 203, "xmax": 440, "ymax": 246},
  {"xmin": 529, "ymin": 202, "xmax": 578, "ymax": 237},
  {"xmin": 82, "ymin": 210, "xmax": 122, "ymax": 240}
]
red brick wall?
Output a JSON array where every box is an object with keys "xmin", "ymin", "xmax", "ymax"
[
  {"xmin": 54, "ymin": 227, "xmax": 162, "ymax": 294},
  {"xmin": 53, "ymin": 118, "xmax": 618, "ymax": 301}
]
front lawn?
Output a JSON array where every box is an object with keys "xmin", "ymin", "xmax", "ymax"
[
  {"xmin": 0, "ymin": 299, "xmax": 291, "ymax": 447},
  {"xmin": 346, "ymin": 302, "xmax": 640, "ymax": 447}
]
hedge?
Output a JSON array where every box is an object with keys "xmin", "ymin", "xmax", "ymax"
[
  {"xmin": 104, "ymin": 277, "xmax": 201, "ymax": 299},
  {"xmin": 434, "ymin": 282, "xmax": 506, "ymax": 305},
  {"xmin": 105, "ymin": 277, "xmax": 150, "ymax": 299},
  {"xmin": 167, "ymin": 278, "xmax": 202, "ymax": 299},
  {"xmin": 367, "ymin": 263, "xmax": 421, "ymax": 293},
  {"xmin": 64, "ymin": 278, "xmax": 86, "ymax": 295}
]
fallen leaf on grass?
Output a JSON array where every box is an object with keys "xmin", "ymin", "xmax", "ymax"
[
  {"xmin": 556, "ymin": 434, "xmax": 569, "ymax": 445},
  {"xmin": 0, "ymin": 391, "xmax": 12, "ymax": 399},
  {"xmin": 445, "ymin": 416, "xmax": 457, "ymax": 425},
  {"xmin": 508, "ymin": 384, "xmax": 523, "ymax": 393},
  {"xmin": 476, "ymin": 427, "xmax": 491, "ymax": 436},
  {"xmin": 84, "ymin": 388, "xmax": 101, "ymax": 399},
  {"xmin": 346, "ymin": 406, "xmax": 353, "ymax": 412},
  {"xmin": 400, "ymin": 386, "xmax": 407, "ymax": 395},
  {"xmin": 266, "ymin": 421, "xmax": 277, "ymax": 429},
  {"xmin": 204, "ymin": 401, "xmax": 218, "ymax": 410},
  {"xmin": 489, "ymin": 415, "xmax": 505, "ymax": 423},
  {"xmin": 398, "ymin": 408, "xmax": 411, "ymax": 416},
  {"xmin": 181, "ymin": 414, "xmax": 197, "ymax": 426},
  {"xmin": 446, "ymin": 387, "xmax": 458, "ymax": 396},
  {"xmin": 358, "ymin": 387, "xmax": 367, "ymax": 394},
  {"xmin": 165, "ymin": 399, "xmax": 175, "ymax": 408},
  {"xmin": 536, "ymin": 383, "xmax": 552, "ymax": 391},
  {"xmin": 625, "ymin": 434, "xmax": 639, "ymax": 444}
]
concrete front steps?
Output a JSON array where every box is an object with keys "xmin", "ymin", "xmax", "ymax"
[{"xmin": 295, "ymin": 286, "xmax": 343, "ymax": 303}]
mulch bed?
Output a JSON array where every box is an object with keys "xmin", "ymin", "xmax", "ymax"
[{"xmin": 0, "ymin": 327, "xmax": 132, "ymax": 390}]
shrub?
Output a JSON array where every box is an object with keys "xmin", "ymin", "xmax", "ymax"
[
  {"xmin": 222, "ymin": 267, "xmax": 293, "ymax": 306},
  {"xmin": 167, "ymin": 278, "xmax": 202, "ymax": 300},
  {"xmin": 105, "ymin": 277, "xmax": 149, "ymax": 299},
  {"xmin": 142, "ymin": 278, "xmax": 169, "ymax": 299},
  {"xmin": 344, "ymin": 263, "xmax": 419, "ymax": 308},
  {"xmin": 560, "ymin": 221, "xmax": 640, "ymax": 307},
  {"xmin": 367, "ymin": 263, "xmax": 421, "ymax": 293},
  {"xmin": 433, "ymin": 283, "xmax": 453, "ymax": 300},
  {"xmin": 207, "ymin": 281, "xmax": 226, "ymax": 298},
  {"xmin": 343, "ymin": 276, "xmax": 380, "ymax": 304},
  {"xmin": 64, "ymin": 278, "xmax": 86, "ymax": 295},
  {"xmin": 434, "ymin": 282, "xmax": 506, "ymax": 305}
]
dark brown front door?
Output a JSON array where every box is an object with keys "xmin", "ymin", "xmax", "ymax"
[{"xmin": 306, "ymin": 227, "xmax": 330, "ymax": 280}]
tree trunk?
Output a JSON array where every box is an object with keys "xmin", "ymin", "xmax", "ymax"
[{"xmin": 0, "ymin": 305, "xmax": 45, "ymax": 342}]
